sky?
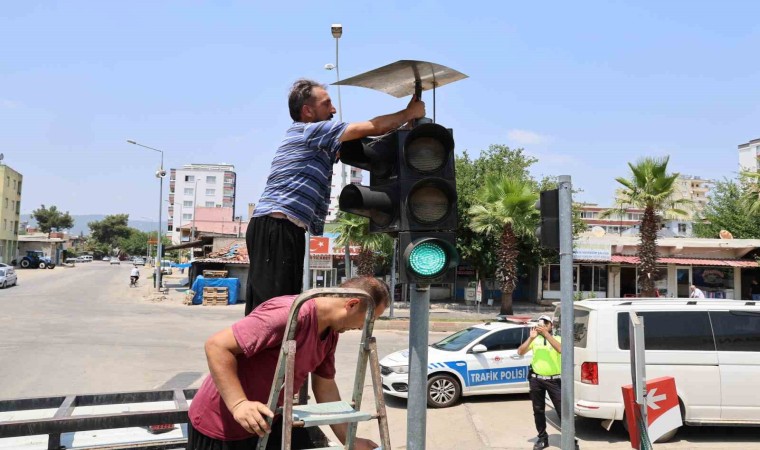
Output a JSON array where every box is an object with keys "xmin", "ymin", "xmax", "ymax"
[{"xmin": 3, "ymin": 1, "xmax": 759, "ymax": 222}]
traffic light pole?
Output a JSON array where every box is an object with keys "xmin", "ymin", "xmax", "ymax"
[
  {"xmin": 406, "ymin": 283, "xmax": 430, "ymax": 450},
  {"xmin": 558, "ymin": 175, "xmax": 576, "ymax": 450}
]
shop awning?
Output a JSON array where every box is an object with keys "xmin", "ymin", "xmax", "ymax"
[{"xmin": 608, "ymin": 255, "xmax": 757, "ymax": 267}]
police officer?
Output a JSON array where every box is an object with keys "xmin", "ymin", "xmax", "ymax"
[{"xmin": 517, "ymin": 315, "xmax": 578, "ymax": 450}]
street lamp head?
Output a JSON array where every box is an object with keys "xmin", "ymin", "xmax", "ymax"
[
  {"xmin": 127, "ymin": 140, "xmax": 137, "ymax": 145},
  {"xmin": 324, "ymin": 63, "xmax": 336, "ymax": 70},
  {"xmin": 331, "ymin": 23, "xmax": 342, "ymax": 39}
]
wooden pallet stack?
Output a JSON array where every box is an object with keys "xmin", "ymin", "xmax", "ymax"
[{"xmin": 202, "ymin": 287, "xmax": 229, "ymax": 306}]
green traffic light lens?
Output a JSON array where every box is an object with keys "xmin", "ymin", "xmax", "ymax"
[{"xmin": 408, "ymin": 241, "xmax": 447, "ymax": 277}]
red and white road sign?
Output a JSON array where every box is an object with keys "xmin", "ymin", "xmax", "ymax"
[{"xmin": 622, "ymin": 376, "xmax": 682, "ymax": 448}]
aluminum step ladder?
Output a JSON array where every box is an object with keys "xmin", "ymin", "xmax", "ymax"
[{"xmin": 256, "ymin": 288, "xmax": 391, "ymax": 450}]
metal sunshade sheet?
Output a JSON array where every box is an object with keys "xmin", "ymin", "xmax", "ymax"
[{"xmin": 333, "ymin": 60, "xmax": 468, "ymax": 98}]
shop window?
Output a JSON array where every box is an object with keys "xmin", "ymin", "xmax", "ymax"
[
  {"xmin": 618, "ymin": 311, "xmax": 715, "ymax": 351},
  {"xmin": 543, "ymin": 265, "xmax": 561, "ymax": 291},
  {"xmin": 692, "ymin": 267, "xmax": 734, "ymax": 298}
]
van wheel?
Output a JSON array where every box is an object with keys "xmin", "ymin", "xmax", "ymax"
[{"xmin": 427, "ymin": 374, "xmax": 461, "ymax": 408}]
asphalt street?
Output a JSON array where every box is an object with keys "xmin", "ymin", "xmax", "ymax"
[{"xmin": 0, "ymin": 263, "xmax": 757, "ymax": 449}]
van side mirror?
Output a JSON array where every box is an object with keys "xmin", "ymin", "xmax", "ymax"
[{"xmin": 471, "ymin": 344, "xmax": 488, "ymax": 354}]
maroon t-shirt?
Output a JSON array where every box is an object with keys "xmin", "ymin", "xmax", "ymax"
[{"xmin": 188, "ymin": 295, "xmax": 338, "ymax": 441}]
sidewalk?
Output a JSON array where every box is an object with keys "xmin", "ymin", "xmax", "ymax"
[
  {"xmin": 155, "ymin": 274, "xmax": 556, "ymax": 333},
  {"xmin": 375, "ymin": 299, "xmax": 556, "ymax": 332}
]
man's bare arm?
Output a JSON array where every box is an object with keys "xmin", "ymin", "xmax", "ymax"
[
  {"xmin": 205, "ymin": 328, "xmax": 274, "ymax": 436},
  {"xmin": 311, "ymin": 374, "xmax": 347, "ymax": 442},
  {"xmin": 339, "ymin": 97, "xmax": 425, "ymax": 142}
]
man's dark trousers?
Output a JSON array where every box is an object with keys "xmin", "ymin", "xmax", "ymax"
[
  {"xmin": 529, "ymin": 375, "xmax": 562, "ymax": 439},
  {"xmin": 245, "ymin": 215, "xmax": 305, "ymax": 316}
]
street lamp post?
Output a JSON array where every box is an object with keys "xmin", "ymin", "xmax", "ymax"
[
  {"xmin": 127, "ymin": 139, "xmax": 165, "ymax": 292},
  {"xmin": 326, "ymin": 23, "xmax": 351, "ymax": 280}
]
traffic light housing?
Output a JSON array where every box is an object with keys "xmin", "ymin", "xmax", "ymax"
[
  {"xmin": 339, "ymin": 122, "xmax": 459, "ymax": 284},
  {"xmin": 399, "ymin": 232, "xmax": 459, "ymax": 284},
  {"xmin": 537, "ymin": 189, "xmax": 560, "ymax": 250},
  {"xmin": 338, "ymin": 122, "xmax": 457, "ymax": 233}
]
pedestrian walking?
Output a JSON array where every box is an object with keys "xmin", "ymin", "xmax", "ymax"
[
  {"xmin": 517, "ymin": 314, "xmax": 579, "ymax": 450},
  {"xmin": 244, "ymin": 78, "xmax": 425, "ymax": 315}
]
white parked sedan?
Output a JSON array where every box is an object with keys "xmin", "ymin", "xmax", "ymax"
[
  {"xmin": 380, "ymin": 320, "xmax": 534, "ymax": 408},
  {"xmin": 109, "ymin": 257, "xmax": 121, "ymax": 265},
  {"xmin": 0, "ymin": 267, "xmax": 18, "ymax": 288}
]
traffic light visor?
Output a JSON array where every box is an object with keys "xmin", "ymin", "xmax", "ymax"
[
  {"xmin": 404, "ymin": 123, "xmax": 454, "ymax": 174},
  {"xmin": 339, "ymin": 184, "xmax": 395, "ymax": 227}
]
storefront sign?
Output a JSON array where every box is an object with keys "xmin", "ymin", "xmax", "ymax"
[
  {"xmin": 309, "ymin": 254, "xmax": 333, "ymax": 269},
  {"xmin": 457, "ymin": 264, "xmax": 476, "ymax": 276},
  {"xmin": 573, "ymin": 243, "xmax": 611, "ymax": 261}
]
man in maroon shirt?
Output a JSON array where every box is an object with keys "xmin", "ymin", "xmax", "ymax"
[{"xmin": 187, "ymin": 277, "xmax": 389, "ymax": 450}]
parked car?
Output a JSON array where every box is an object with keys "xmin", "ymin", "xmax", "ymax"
[
  {"xmin": 102, "ymin": 256, "xmax": 110, "ymax": 261},
  {"xmin": 380, "ymin": 319, "xmax": 534, "ymax": 408},
  {"xmin": 159, "ymin": 260, "xmax": 173, "ymax": 275},
  {"xmin": 109, "ymin": 257, "xmax": 121, "ymax": 265},
  {"xmin": 79, "ymin": 255, "xmax": 93, "ymax": 263},
  {"xmin": 0, "ymin": 267, "xmax": 17, "ymax": 288},
  {"xmin": 564, "ymin": 298, "xmax": 760, "ymax": 442},
  {"xmin": 132, "ymin": 257, "xmax": 145, "ymax": 266}
]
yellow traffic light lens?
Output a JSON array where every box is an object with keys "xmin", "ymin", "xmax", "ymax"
[
  {"xmin": 408, "ymin": 180, "xmax": 455, "ymax": 225},
  {"xmin": 408, "ymin": 241, "xmax": 447, "ymax": 277}
]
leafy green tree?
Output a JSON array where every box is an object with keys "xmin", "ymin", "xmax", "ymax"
[
  {"xmin": 333, "ymin": 212, "xmax": 393, "ymax": 277},
  {"xmin": 456, "ymin": 145, "xmax": 539, "ymax": 281},
  {"xmin": 88, "ymin": 214, "xmax": 132, "ymax": 250},
  {"xmin": 468, "ymin": 176, "xmax": 539, "ymax": 315},
  {"xmin": 694, "ymin": 177, "xmax": 760, "ymax": 239},
  {"xmin": 606, "ymin": 157, "xmax": 689, "ymax": 296},
  {"xmin": 118, "ymin": 229, "xmax": 150, "ymax": 256},
  {"xmin": 32, "ymin": 204, "xmax": 74, "ymax": 234}
]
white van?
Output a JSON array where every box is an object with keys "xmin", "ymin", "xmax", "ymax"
[
  {"xmin": 556, "ymin": 298, "xmax": 760, "ymax": 440},
  {"xmin": 79, "ymin": 255, "xmax": 93, "ymax": 263}
]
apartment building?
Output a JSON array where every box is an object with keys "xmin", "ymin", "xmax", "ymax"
[
  {"xmin": 168, "ymin": 164, "xmax": 236, "ymax": 244},
  {"xmin": 739, "ymin": 138, "xmax": 760, "ymax": 172},
  {"xmin": 325, "ymin": 162, "xmax": 364, "ymax": 223},
  {"xmin": 0, "ymin": 164, "xmax": 22, "ymax": 263}
]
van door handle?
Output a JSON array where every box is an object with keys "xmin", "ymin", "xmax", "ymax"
[{"xmin": 510, "ymin": 354, "xmax": 523, "ymax": 360}]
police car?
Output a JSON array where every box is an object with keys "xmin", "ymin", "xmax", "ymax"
[{"xmin": 380, "ymin": 320, "xmax": 534, "ymax": 408}]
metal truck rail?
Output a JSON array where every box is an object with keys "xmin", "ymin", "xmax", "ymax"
[{"xmin": 0, "ymin": 388, "xmax": 196, "ymax": 450}]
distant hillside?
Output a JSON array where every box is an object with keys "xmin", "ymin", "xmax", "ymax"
[{"xmin": 20, "ymin": 214, "xmax": 159, "ymax": 236}]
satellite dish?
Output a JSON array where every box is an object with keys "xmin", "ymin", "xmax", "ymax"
[
  {"xmin": 591, "ymin": 226, "xmax": 606, "ymax": 237},
  {"xmin": 719, "ymin": 229, "xmax": 733, "ymax": 240}
]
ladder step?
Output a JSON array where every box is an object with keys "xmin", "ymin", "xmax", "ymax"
[{"xmin": 291, "ymin": 401, "xmax": 373, "ymax": 427}]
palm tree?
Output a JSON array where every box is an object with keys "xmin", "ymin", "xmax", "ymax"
[
  {"xmin": 334, "ymin": 212, "xmax": 393, "ymax": 277},
  {"xmin": 468, "ymin": 176, "xmax": 539, "ymax": 315},
  {"xmin": 740, "ymin": 171, "xmax": 760, "ymax": 214},
  {"xmin": 607, "ymin": 156, "xmax": 690, "ymax": 296}
]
